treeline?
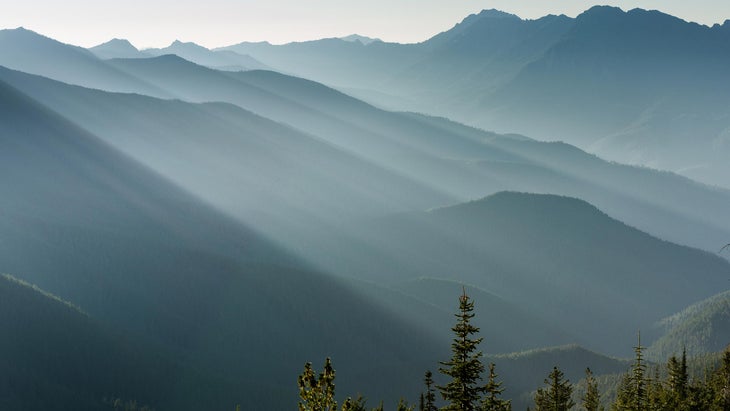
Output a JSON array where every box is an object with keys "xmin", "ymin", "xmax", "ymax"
[{"xmin": 296, "ymin": 291, "xmax": 730, "ymax": 411}]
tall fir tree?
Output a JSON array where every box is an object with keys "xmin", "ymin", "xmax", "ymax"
[
  {"xmin": 664, "ymin": 349, "xmax": 690, "ymax": 410},
  {"xmin": 611, "ymin": 374, "xmax": 633, "ymax": 411},
  {"xmin": 438, "ymin": 288, "xmax": 486, "ymax": 411},
  {"xmin": 582, "ymin": 368, "xmax": 602, "ymax": 411},
  {"xmin": 481, "ymin": 363, "xmax": 511, "ymax": 411},
  {"xmin": 423, "ymin": 370, "xmax": 438, "ymax": 411},
  {"xmin": 632, "ymin": 333, "xmax": 647, "ymax": 411},
  {"xmin": 533, "ymin": 366, "xmax": 575, "ymax": 411},
  {"xmin": 612, "ymin": 333, "xmax": 649, "ymax": 411}
]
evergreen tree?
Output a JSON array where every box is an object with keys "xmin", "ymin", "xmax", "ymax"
[
  {"xmin": 397, "ymin": 398, "xmax": 415, "ymax": 411},
  {"xmin": 611, "ymin": 374, "xmax": 633, "ymax": 411},
  {"xmin": 632, "ymin": 334, "xmax": 648, "ymax": 411},
  {"xmin": 298, "ymin": 358, "xmax": 338, "ymax": 411},
  {"xmin": 438, "ymin": 289, "xmax": 486, "ymax": 411},
  {"xmin": 481, "ymin": 363, "xmax": 510, "ymax": 411},
  {"xmin": 533, "ymin": 366, "xmax": 575, "ymax": 411},
  {"xmin": 646, "ymin": 366, "xmax": 664, "ymax": 411},
  {"xmin": 582, "ymin": 368, "xmax": 602, "ymax": 411},
  {"xmin": 712, "ymin": 347, "xmax": 730, "ymax": 411},
  {"xmin": 612, "ymin": 334, "xmax": 649, "ymax": 411},
  {"xmin": 663, "ymin": 349, "xmax": 690, "ymax": 410},
  {"xmin": 424, "ymin": 370, "xmax": 438, "ymax": 411}
]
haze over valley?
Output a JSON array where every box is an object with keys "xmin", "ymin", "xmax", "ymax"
[{"xmin": 1, "ymin": 3, "xmax": 730, "ymax": 410}]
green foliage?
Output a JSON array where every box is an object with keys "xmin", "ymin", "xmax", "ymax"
[
  {"xmin": 612, "ymin": 335, "xmax": 649, "ymax": 411},
  {"xmin": 711, "ymin": 347, "xmax": 730, "ymax": 410},
  {"xmin": 397, "ymin": 398, "xmax": 415, "ymax": 411},
  {"xmin": 298, "ymin": 358, "xmax": 338, "ymax": 411},
  {"xmin": 423, "ymin": 371, "xmax": 438, "ymax": 411},
  {"xmin": 581, "ymin": 368, "xmax": 602, "ymax": 411},
  {"xmin": 438, "ymin": 290, "xmax": 486, "ymax": 411},
  {"xmin": 648, "ymin": 291, "xmax": 730, "ymax": 360},
  {"xmin": 533, "ymin": 366, "xmax": 575, "ymax": 411},
  {"xmin": 481, "ymin": 363, "xmax": 511, "ymax": 411}
]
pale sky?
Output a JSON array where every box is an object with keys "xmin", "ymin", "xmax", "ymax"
[{"xmin": 2, "ymin": 0, "xmax": 729, "ymax": 49}]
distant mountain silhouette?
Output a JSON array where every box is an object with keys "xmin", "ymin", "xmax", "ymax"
[
  {"xmin": 216, "ymin": 7, "xmax": 730, "ymax": 188},
  {"xmin": 0, "ymin": 28, "xmax": 168, "ymax": 96},
  {"xmin": 89, "ymin": 38, "xmax": 149, "ymax": 59},
  {"xmin": 144, "ymin": 39, "xmax": 270, "ymax": 71},
  {"xmin": 340, "ymin": 34, "xmax": 382, "ymax": 45}
]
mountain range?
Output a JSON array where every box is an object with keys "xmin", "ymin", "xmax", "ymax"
[
  {"xmin": 1, "ymin": 6, "xmax": 729, "ymax": 410},
  {"xmin": 218, "ymin": 6, "xmax": 730, "ymax": 189}
]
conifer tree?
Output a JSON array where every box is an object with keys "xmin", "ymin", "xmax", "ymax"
[
  {"xmin": 397, "ymin": 398, "xmax": 415, "ymax": 411},
  {"xmin": 298, "ymin": 358, "xmax": 338, "ymax": 411},
  {"xmin": 438, "ymin": 288, "xmax": 485, "ymax": 411},
  {"xmin": 632, "ymin": 334, "xmax": 647, "ymax": 411},
  {"xmin": 713, "ymin": 347, "xmax": 730, "ymax": 411},
  {"xmin": 664, "ymin": 349, "xmax": 689, "ymax": 410},
  {"xmin": 612, "ymin": 333, "xmax": 649, "ymax": 411},
  {"xmin": 481, "ymin": 363, "xmax": 510, "ymax": 411},
  {"xmin": 646, "ymin": 366, "xmax": 664, "ymax": 411},
  {"xmin": 423, "ymin": 370, "xmax": 438, "ymax": 411},
  {"xmin": 611, "ymin": 374, "xmax": 633, "ymax": 411},
  {"xmin": 582, "ymin": 368, "xmax": 602, "ymax": 411},
  {"xmin": 533, "ymin": 366, "xmax": 575, "ymax": 411}
]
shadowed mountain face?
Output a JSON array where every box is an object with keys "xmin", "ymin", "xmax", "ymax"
[
  {"xmin": 218, "ymin": 7, "xmax": 730, "ymax": 188},
  {"xmin": 306, "ymin": 192, "xmax": 730, "ymax": 355},
  {"xmin": 0, "ymin": 274, "xmax": 181, "ymax": 411},
  {"xmin": 0, "ymin": 79, "xmax": 452, "ymax": 409}
]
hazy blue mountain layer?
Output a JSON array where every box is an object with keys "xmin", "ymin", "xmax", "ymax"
[
  {"xmin": 218, "ymin": 7, "xmax": 730, "ymax": 188},
  {"xmin": 143, "ymin": 40, "xmax": 271, "ymax": 71},
  {"xmin": 1, "ymin": 56, "xmax": 728, "ymax": 258},
  {"xmin": 0, "ymin": 28, "xmax": 168, "ymax": 96}
]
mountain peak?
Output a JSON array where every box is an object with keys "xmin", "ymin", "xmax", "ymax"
[
  {"xmin": 477, "ymin": 9, "xmax": 521, "ymax": 20},
  {"xmin": 91, "ymin": 38, "xmax": 138, "ymax": 51},
  {"xmin": 167, "ymin": 39, "xmax": 208, "ymax": 51},
  {"xmin": 340, "ymin": 34, "xmax": 381, "ymax": 45},
  {"xmin": 580, "ymin": 5, "xmax": 625, "ymax": 16}
]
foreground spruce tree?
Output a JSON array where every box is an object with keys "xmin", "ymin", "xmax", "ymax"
[
  {"xmin": 438, "ymin": 289, "xmax": 485, "ymax": 411},
  {"xmin": 422, "ymin": 370, "xmax": 438, "ymax": 411},
  {"xmin": 481, "ymin": 363, "xmax": 511, "ymax": 411},
  {"xmin": 533, "ymin": 366, "xmax": 575, "ymax": 411},
  {"xmin": 298, "ymin": 358, "xmax": 338, "ymax": 411},
  {"xmin": 611, "ymin": 334, "xmax": 649, "ymax": 411},
  {"xmin": 582, "ymin": 368, "xmax": 601, "ymax": 411}
]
